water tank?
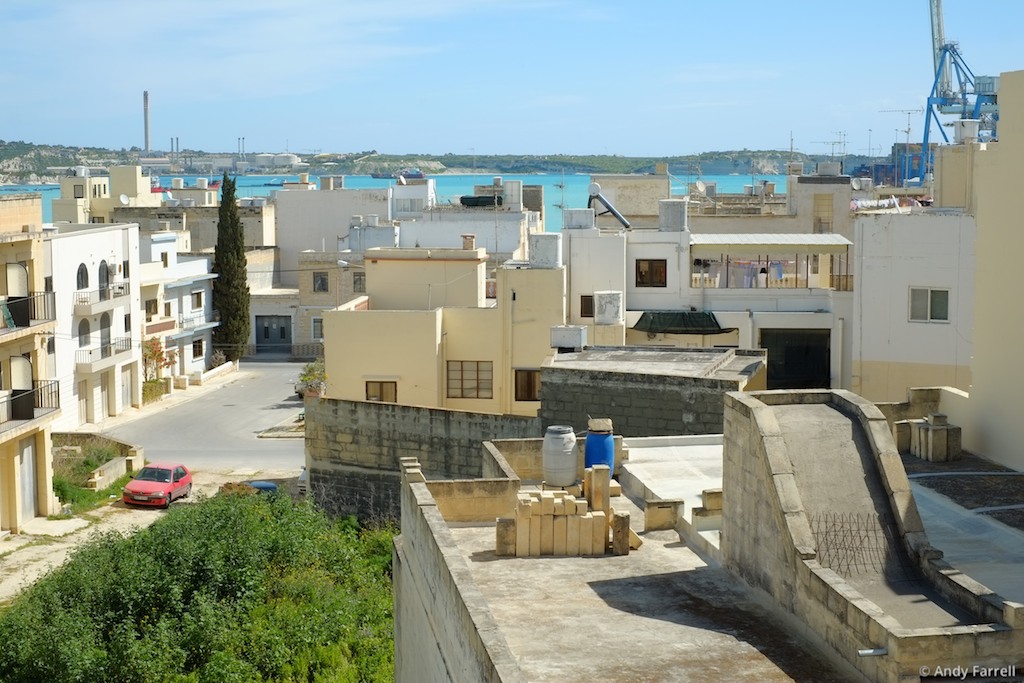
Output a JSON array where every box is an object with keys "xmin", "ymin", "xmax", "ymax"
[
  {"xmin": 366, "ymin": 214, "xmax": 379, "ymax": 227},
  {"xmin": 593, "ymin": 291, "xmax": 623, "ymax": 325},
  {"xmin": 171, "ymin": 178, "xmax": 184, "ymax": 189},
  {"xmin": 351, "ymin": 215, "xmax": 363, "ymax": 227},
  {"xmin": 542, "ymin": 426, "xmax": 577, "ymax": 487},
  {"xmin": 196, "ymin": 177, "xmax": 208, "ymax": 189},
  {"xmin": 165, "ymin": 199, "xmax": 180, "ymax": 207},
  {"xmin": 658, "ymin": 199, "xmax": 688, "ymax": 232},
  {"xmin": 181, "ymin": 198, "xmax": 196, "ymax": 208},
  {"xmin": 584, "ymin": 418, "xmax": 614, "ymax": 471},
  {"xmin": 550, "ymin": 325, "xmax": 587, "ymax": 350},
  {"xmin": 238, "ymin": 198, "xmax": 254, "ymax": 207},
  {"xmin": 787, "ymin": 162, "xmax": 804, "ymax": 175},
  {"xmin": 253, "ymin": 197, "xmax": 267, "ymax": 207},
  {"xmin": 529, "ymin": 233, "xmax": 562, "ymax": 269},
  {"xmin": 816, "ymin": 161, "xmax": 841, "ymax": 176},
  {"xmin": 563, "ymin": 208, "xmax": 595, "ymax": 230},
  {"xmin": 954, "ymin": 119, "xmax": 981, "ymax": 143},
  {"xmin": 74, "ymin": 165, "xmax": 89, "ymax": 177}
]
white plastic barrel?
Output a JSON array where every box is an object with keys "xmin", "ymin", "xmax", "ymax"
[{"xmin": 543, "ymin": 425, "xmax": 577, "ymax": 487}]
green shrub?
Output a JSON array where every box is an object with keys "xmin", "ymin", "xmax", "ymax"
[
  {"xmin": 0, "ymin": 492, "xmax": 396, "ymax": 682},
  {"xmin": 143, "ymin": 379, "xmax": 168, "ymax": 405}
]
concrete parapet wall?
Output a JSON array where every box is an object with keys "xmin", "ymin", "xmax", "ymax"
[
  {"xmin": 538, "ymin": 366, "xmax": 738, "ymax": 437},
  {"xmin": 394, "ymin": 473, "xmax": 526, "ymax": 683},
  {"xmin": 305, "ymin": 398, "xmax": 538, "ymax": 519},
  {"xmin": 426, "ymin": 478, "xmax": 519, "ymax": 523},
  {"xmin": 722, "ymin": 389, "xmax": 1024, "ymax": 682}
]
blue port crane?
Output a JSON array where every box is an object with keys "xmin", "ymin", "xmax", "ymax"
[{"xmin": 921, "ymin": 0, "xmax": 999, "ymax": 178}]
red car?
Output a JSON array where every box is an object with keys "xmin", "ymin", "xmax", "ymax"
[{"xmin": 122, "ymin": 463, "xmax": 193, "ymax": 508}]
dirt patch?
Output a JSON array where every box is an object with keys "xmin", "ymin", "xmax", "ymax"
[{"xmin": 0, "ymin": 468, "xmax": 300, "ymax": 606}]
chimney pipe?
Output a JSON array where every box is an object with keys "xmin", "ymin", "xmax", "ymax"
[{"xmin": 143, "ymin": 91, "xmax": 151, "ymax": 154}]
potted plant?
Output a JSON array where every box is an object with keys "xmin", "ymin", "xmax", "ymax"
[{"xmin": 296, "ymin": 357, "xmax": 326, "ymax": 398}]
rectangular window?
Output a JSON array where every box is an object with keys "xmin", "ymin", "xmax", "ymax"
[
  {"xmin": 192, "ymin": 339, "xmax": 203, "ymax": 358},
  {"xmin": 580, "ymin": 295, "xmax": 594, "ymax": 318},
  {"xmin": 635, "ymin": 259, "xmax": 667, "ymax": 287},
  {"xmin": 366, "ymin": 381, "xmax": 397, "ymax": 402},
  {"xmin": 813, "ymin": 193, "xmax": 833, "ymax": 233},
  {"xmin": 161, "ymin": 252, "xmax": 169, "ymax": 267},
  {"xmin": 514, "ymin": 369, "xmax": 541, "ymax": 401},
  {"xmin": 122, "ymin": 259, "xmax": 130, "ymax": 279},
  {"xmin": 124, "ymin": 313, "xmax": 131, "ymax": 333},
  {"xmin": 145, "ymin": 299, "xmax": 158, "ymax": 321},
  {"xmin": 74, "ymin": 184, "xmax": 84, "ymax": 199},
  {"xmin": 313, "ymin": 271, "xmax": 329, "ymax": 293},
  {"xmin": 353, "ymin": 271, "xmax": 366, "ymax": 294},
  {"xmin": 191, "ymin": 291, "xmax": 203, "ymax": 309},
  {"xmin": 447, "ymin": 360, "xmax": 494, "ymax": 398},
  {"xmin": 312, "ymin": 317, "xmax": 323, "ymax": 340},
  {"xmin": 909, "ymin": 287, "xmax": 950, "ymax": 322},
  {"xmin": 164, "ymin": 302, "xmax": 172, "ymax": 318}
]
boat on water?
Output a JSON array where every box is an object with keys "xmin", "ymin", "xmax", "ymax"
[
  {"xmin": 370, "ymin": 171, "xmax": 395, "ymax": 179},
  {"xmin": 398, "ymin": 167, "xmax": 425, "ymax": 179}
]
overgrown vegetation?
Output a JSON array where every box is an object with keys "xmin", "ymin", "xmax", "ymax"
[
  {"xmin": 143, "ymin": 379, "xmax": 168, "ymax": 405},
  {"xmin": 0, "ymin": 492, "xmax": 396, "ymax": 682},
  {"xmin": 50, "ymin": 436, "xmax": 127, "ymax": 515}
]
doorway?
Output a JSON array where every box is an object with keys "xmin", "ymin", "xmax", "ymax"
[
  {"xmin": 254, "ymin": 315, "xmax": 292, "ymax": 354},
  {"xmin": 759, "ymin": 329, "xmax": 831, "ymax": 390}
]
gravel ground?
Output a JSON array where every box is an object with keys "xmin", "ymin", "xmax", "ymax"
[{"xmin": 902, "ymin": 452, "xmax": 1024, "ymax": 531}]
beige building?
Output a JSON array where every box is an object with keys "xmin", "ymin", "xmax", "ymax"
[
  {"xmin": 52, "ymin": 165, "xmax": 162, "ymax": 223},
  {"xmin": 0, "ymin": 195, "xmax": 61, "ymax": 534},
  {"xmin": 323, "ymin": 234, "xmax": 565, "ymax": 416}
]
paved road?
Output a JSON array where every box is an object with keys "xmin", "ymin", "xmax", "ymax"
[{"xmin": 103, "ymin": 360, "xmax": 307, "ymax": 474}]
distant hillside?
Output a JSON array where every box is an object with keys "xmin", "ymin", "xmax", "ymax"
[{"xmin": 0, "ymin": 140, "xmax": 876, "ymax": 184}]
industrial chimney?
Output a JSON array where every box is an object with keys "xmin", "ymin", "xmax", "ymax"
[{"xmin": 143, "ymin": 91, "xmax": 151, "ymax": 154}]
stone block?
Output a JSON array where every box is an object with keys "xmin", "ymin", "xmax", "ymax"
[
  {"xmin": 540, "ymin": 513, "xmax": 554, "ymax": 555},
  {"xmin": 515, "ymin": 514, "xmax": 530, "ymax": 557},
  {"xmin": 611, "ymin": 511, "xmax": 630, "ymax": 556},
  {"xmin": 628, "ymin": 528, "xmax": 643, "ymax": 550},
  {"xmin": 540, "ymin": 492, "xmax": 555, "ymax": 516},
  {"xmin": 592, "ymin": 465, "xmax": 611, "ymax": 516},
  {"xmin": 553, "ymin": 516, "xmax": 567, "ymax": 555},
  {"xmin": 592, "ymin": 510, "xmax": 607, "ymax": 555},
  {"xmin": 609, "ymin": 480, "xmax": 621, "ymax": 497},
  {"xmin": 893, "ymin": 420, "xmax": 911, "ymax": 454},
  {"xmin": 645, "ymin": 499, "xmax": 681, "ymax": 532},
  {"xmin": 575, "ymin": 497, "xmax": 588, "ymax": 514},
  {"xmin": 579, "ymin": 513, "xmax": 594, "ymax": 556},
  {"xmin": 553, "ymin": 498, "xmax": 565, "ymax": 516},
  {"xmin": 530, "ymin": 498, "xmax": 542, "ymax": 515},
  {"xmin": 495, "ymin": 518, "xmax": 516, "ymax": 556},
  {"xmin": 566, "ymin": 514, "xmax": 581, "ymax": 555},
  {"xmin": 583, "ymin": 467, "xmax": 592, "ymax": 501},
  {"xmin": 529, "ymin": 515, "xmax": 541, "ymax": 557},
  {"xmin": 701, "ymin": 488, "xmax": 723, "ymax": 511}
]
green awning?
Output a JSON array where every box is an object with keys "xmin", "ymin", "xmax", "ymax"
[{"xmin": 632, "ymin": 311, "xmax": 733, "ymax": 335}]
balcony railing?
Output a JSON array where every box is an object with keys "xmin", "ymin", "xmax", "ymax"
[
  {"xmin": 73, "ymin": 281, "xmax": 130, "ymax": 306},
  {"xmin": 0, "ymin": 292, "xmax": 56, "ymax": 330},
  {"xmin": 0, "ymin": 379, "xmax": 60, "ymax": 433},
  {"xmin": 179, "ymin": 311, "xmax": 217, "ymax": 330},
  {"xmin": 75, "ymin": 336, "xmax": 133, "ymax": 365}
]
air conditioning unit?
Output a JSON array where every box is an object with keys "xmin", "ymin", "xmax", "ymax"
[{"xmin": 550, "ymin": 325, "xmax": 587, "ymax": 351}]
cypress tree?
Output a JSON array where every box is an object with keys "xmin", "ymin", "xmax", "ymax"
[{"xmin": 211, "ymin": 173, "xmax": 251, "ymax": 361}]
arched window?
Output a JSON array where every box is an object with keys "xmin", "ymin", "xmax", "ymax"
[
  {"xmin": 76, "ymin": 263, "xmax": 89, "ymax": 290},
  {"xmin": 77, "ymin": 319, "xmax": 91, "ymax": 347},
  {"xmin": 98, "ymin": 261, "xmax": 110, "ymax": 300}
]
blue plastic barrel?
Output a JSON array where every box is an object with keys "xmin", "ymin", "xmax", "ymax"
[{"xmin": 584, "ymin": 430, "xmax": 614, "ymax": 471}]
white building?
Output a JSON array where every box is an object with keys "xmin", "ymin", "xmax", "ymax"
[
  {"xmin": 44, "ymin": 222, "xmax": 143, "ymax": 430},
  {"xmin": 139, "ymin": 230, "xmax": 219, "ymax": 378}
]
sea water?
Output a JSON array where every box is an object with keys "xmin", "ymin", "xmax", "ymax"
[{"xmin": 1, "ymin": 172, "xmax": 788, "ymax": 228}]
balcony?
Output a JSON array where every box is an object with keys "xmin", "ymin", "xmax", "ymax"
[
  {"xmin": 0, "ymin": 292, "xmax": 56, "ymax": 343},
  {"xmin": 73, "ymin": 281, "xmax": 130, "ymax": 315},
  {"xmin": 0, "ymin": 380, "xmax": 60, "ymax": 436},
  {"xmin": 178, "ymin": 311, "xmax": 219, "ymax": 331},
  {"xmin": 145, "ymin": 316, "xmax": 177, "ymax": 335},
  {"xmin": 75, "ymin": 336, "xmax": 134, "ymax": 374}
]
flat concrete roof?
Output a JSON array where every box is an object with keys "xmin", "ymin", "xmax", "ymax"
[{"xmin": 546, "ymin": 347, "xmax": 763, "ymax": 382}]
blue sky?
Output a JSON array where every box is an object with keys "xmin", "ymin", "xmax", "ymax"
[{"xmin": 1, "ymin": 1, "xmax": 1019, "ymax": 157}]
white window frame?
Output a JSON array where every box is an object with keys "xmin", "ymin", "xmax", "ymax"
[
  {"xmin": 312, "ymin": 317, "xmax": 323, "ymax": 341},
  {"xmin": 909, "ymin": 287, "xmax": 950, "ymax": 323}
]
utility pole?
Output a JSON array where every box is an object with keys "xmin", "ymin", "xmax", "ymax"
[{"xmin": 881, "ymin": 109, "xmax": 923, "ymax": 185}]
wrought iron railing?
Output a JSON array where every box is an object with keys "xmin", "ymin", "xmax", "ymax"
[
  {"xmin": 0, "ymin": 379, "xmax": 60, "ymax": 432},
  {"xmin": 73, "ymin": 281, "xmax": 130, "ymax": 306},
  {"xmin": 75, "ymin": 336, "xmax": 133, "ymax": 364}
]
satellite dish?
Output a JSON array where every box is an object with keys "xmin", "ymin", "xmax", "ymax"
[
  {"xmin": 695, "ymin": 180, "xmax": 706, "ymax": 194},
  {"xmin": 588, "ymin": 182, "xmax": 602, "ymax": 197},
  {"xmin": 851, "ymin": 178, "xmax": 862, "ymax": 191},
  {"xmin": 119, "ymin": 194, "xmax": 130, "ymax": 206}
]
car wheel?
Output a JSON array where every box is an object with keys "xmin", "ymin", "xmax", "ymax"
[
  {"xmin": 183, "ymin": 483, "xmax": 192, "ymax": 499},
  {"xmin": 163, "ymin": 493, "xmax": 172, "ymax": 509}
]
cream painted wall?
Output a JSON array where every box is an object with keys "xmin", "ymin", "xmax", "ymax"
[
  {"xmin": 365, "ymin": 248, "xmax": 486, "ymax": 310},
  {"xmin": 324, "ymin": 308, "xmax": 443, "ymax": 407},
  {"xmin": 933, "ymin": 143, "xmax": 978, "ymax": 210},
  {"xmin": 852, "ymin": 212, "xmax": 975, "ymax": 403},
  {"xmin": 0, "ymin": 194, "xmax": 43, "ymax": 230},
  {"xmin": 590, "ymin": 174, "xmax": 669, "ymax": 229},
  {"xmin": 274, "ymin": 188, "xmax": 391, "ymax": 287},
  {"xmin": 441, "ymin": 307, "xmax": 503, "ymax": 414},
  {"xmin": 968, "ymin": 69, "xmax": 1024, "ymax": 469},
  {"xmin": 624, "ymin": 229, "xmax": 691, "ymax": 310},
  {"xmin": 562, "ymin": 227, "xmax": 626, "ymax": 327}
]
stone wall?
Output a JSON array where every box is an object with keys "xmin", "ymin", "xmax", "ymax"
[
  {"xmin": 721, "ymin": 390, "xmax": 1024, "ymax": 683},
  {"xmin": 394, "ymin": 469, "xmax": 526, "ymax": 683},
  {"xmin": 538, "ymin": 366, "xmax": 738, "ymax": 437},
  {"xmin": 304, "ymin": 398, "xmax": 538, "ymax": 519}
]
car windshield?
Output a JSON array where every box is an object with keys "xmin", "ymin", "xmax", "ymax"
[{"xmin": 136, "ymin": 467, "xmax": 171, "ymax": 483}]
